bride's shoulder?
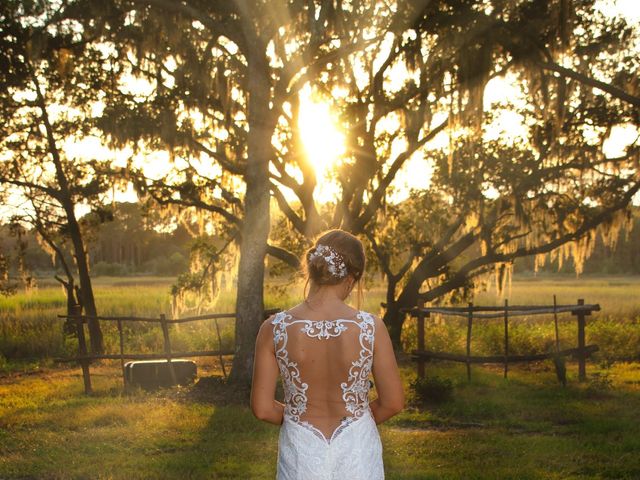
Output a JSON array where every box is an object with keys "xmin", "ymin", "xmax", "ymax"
[
  {"xmin": 358, "ymin": 310, "xmax": 383, "ymax": 326},
  {"xmin": 262, "ymin": 309, "xmax": 287, "ymax": 326},
  {"xmin": 284, "ymin": 303, "xmax": 309, "ymax": 319}
]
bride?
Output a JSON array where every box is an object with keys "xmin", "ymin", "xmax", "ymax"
[{"xmin": 251, "ymin": 229, "xmax": 404, "ymax": 479}]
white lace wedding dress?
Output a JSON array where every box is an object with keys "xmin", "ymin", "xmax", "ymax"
[{"xmin": 271, "ymin": 310, "xmax": 384, "ymax": 480}]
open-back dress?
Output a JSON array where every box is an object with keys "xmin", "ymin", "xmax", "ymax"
[{"xmin": 271, "ymin": 309, "xmax": 384, "ymax": 480}]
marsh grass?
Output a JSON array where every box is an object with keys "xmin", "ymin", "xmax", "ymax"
[{"xmin": 1, "ymin": 275, "xmax": 638, "ymax": 373}]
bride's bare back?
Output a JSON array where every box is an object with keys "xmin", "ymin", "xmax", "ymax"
[{"xmin": 272, "ymin": 308, "xmax": 374, "ymax": 441}]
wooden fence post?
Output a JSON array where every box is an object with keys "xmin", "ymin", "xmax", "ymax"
[
  {"xmin": 575, "ymin": 298, "xmax": 587, "ymax": 382},
  {"xmin": 553, "ymin": 295, "xmax": 561, "ymax": 352},
  {"xmin": 72, "ymin": 304, "xmax": 92, "ymax": 395},
  {"xmin": 466, "ymin": 302, "xmax": 473, "ymax": 382},
  {"xmin": 160, "ymin": 314, "xmax": 178, "ymax": 385},
  {"xmin": 416, "ymin": 299, "xmax": 425, "ymax": 379},
  {"xmin": 551, "ymin": 295, "xmax": 567, "ymax": 386},
  {"xmin": 117, "ymin": 319, "xmax": 126, "ymax": 390},
  {"xmin": 213, "ymin": 317, "xmax": 227, "ymax": 380},
  {"xmin": 503, "ymin": 299, "xmax": 509, "ymax": 379}
]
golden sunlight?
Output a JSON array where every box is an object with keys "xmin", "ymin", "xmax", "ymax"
[{"xmin": 298, "ymin": 86, "xmax": 346, "ymax": 179}]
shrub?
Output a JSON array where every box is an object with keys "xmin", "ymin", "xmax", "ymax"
[
  {"xmin": 411, "ymin": 375, "xmax": 454, "ymax": 404},
  {"xmin": 93, "ymin": 261, "xmax": 131, "ymax": 276},
  {"xmin": 143, "ymin": 252, "xmax": 188, "ymax": 276},
  {"xmin": 586, "ymin": 370, "xmax": 613, "ymax": 392}
]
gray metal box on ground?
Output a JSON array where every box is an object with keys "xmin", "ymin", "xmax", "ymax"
[{"xmin": 124, "ymin": 359, "xmax": 197, "ymax": 390}]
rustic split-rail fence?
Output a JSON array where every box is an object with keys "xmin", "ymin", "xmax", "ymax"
[
  {"xmin": 407, "ymin": 297, "xmax": 600, "ymax": 384},
  {"xmin": 55, "ymin": 305, "xmax": 280, "ymax": 394},
  {"xmin": 57, "ymin": 297, "xmax": 600, "ymax": 394}
]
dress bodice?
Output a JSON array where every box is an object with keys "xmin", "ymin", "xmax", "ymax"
[{"xmin": 271, "ymin": 310, "xmax": 376, "ymax": 444}]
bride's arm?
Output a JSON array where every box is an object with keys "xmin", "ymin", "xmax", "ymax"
[
  {"xmin": 250, "ymin": 317, "xmax": 285, "ymax": 425},
  {"xmin": 370, "ymin": 315, "xmax": 405, "ymax": 424}
]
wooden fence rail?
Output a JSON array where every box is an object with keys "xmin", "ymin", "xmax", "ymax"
[
  {"xmin": 55, "ymin": 307, "xmax": 280, "ymax": 394},
  {"xmin": 407, "ymin": 298, "xmax": 600, "ymax": 384}
]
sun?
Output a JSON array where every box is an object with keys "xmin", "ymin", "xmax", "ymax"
[{"xmin": 298, "ymin": 86, "xmax": 346, "ymax": 179}]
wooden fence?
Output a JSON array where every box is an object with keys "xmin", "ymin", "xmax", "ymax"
[
  {"xmin": 55, "ymin": 306, "xmax": 280, "ymax": 394},
  {"xmin": 407, "ymin": 297, "xmax": 600, "ymax": 384}
]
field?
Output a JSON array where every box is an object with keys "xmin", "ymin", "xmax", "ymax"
[
  {"xmin": 1, "ymin": 275, "xmax": 639, "ymax": 479},
  {"xmin": 1, "ymin": 274, "xmax": 639, "ymax": 370}
]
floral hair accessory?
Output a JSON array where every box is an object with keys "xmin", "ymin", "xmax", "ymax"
[{"xmin": 308, "ymin": 244, "xmax": 348, "ymax": 279}]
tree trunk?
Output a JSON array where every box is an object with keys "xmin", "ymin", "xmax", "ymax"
[
  {"xmin": 65, "ymin": 205, "xmax": 103, "ymax": 354},
  {"xmin": 383, "ymin": 300, "xmax": 404, "ymax": 349},
  {"xmin": 381, "ymin": 277, "xmax": 404, "ymax": 349},
  {"xmin": 228, "ymin": 51, "xmax": 273, "ymax": 385},
  {"xmin": 383, "ymin": 232, "xmax": 478, "ymax": 349},
  {"xmin": 386, "ymin": 279, "xmax": 422, "ymax": 350}
]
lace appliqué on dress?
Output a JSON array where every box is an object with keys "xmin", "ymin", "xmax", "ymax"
[
  {"xmin": 342, "ymin": 314, "xmax": 375, "ymax": 417},
  {"xmin": 271, "ymin": 310, "xmax": 376, "ymax": 445},
  {"xmin": 301, "ymin": 320, "xmax": 348, "ymax": 339},
  {"xmin": 272, "ymin": 312, "xmax": 309, "ymax": 420}
]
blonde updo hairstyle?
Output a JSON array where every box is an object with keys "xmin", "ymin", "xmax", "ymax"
[{"xmin": 303, "ymin": 229, "xmax": 366, "ymax": 308}]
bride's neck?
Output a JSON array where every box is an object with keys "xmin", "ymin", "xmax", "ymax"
[{"xmin": 305, "ymin": 285, "xmax": 346, "ymax": 308}]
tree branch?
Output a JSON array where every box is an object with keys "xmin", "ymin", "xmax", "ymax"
[
  {"xmin": 354, "ymin": 118, "xmax": 448, "ymax": 230},
  {"xmin": 539, "ymin": 61, "xmax": 640, "ymax": 108},
  {"xmin": 364, "ymin": 230, "xmax": 393, "ymax": 279},
  {"xmin": 266, "ymin": 244, "xmax": 300, "ymax": 269},
  {"xmin": 420, "ymin": 178, "xmax": 640, "ymax": 301},
  {"xmin": 180, "ymin": 133, "xmax": 247, "ymax": 177},
  {"xmin": 142, "ymin": 182, "xmax": 241, "ymax": 225},
  {"xmin": 282, "ymin": 35, "xmax": 384, "ymax": 101},
  {"xmin": 0, "ymin": 176, "xmax": 60, "ymax": 198},
  {"xmin": 270, "ymin": 183, "xmax": 307, "ymax": 233}
]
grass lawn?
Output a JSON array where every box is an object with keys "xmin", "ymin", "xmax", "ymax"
[{"xmin": 1, "ymin": 356, "xmax": 639, "ymax": 479}]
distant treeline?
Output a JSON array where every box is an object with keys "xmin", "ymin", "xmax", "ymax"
[
  {"xmin": 0, "ymin": 202, "xmax": 191, "ymax": 277},
  {"xmin": 1, "ymin": 203, "xmax": 639, "ymax": 279}
]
